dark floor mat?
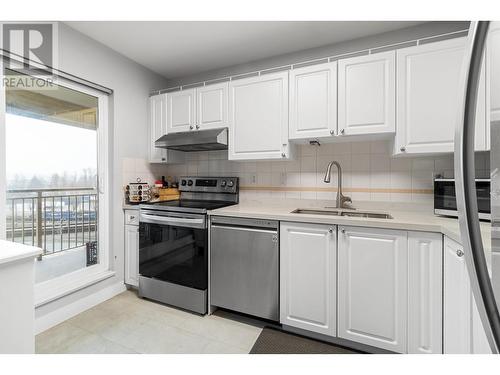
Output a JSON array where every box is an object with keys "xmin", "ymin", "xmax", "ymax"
[{"xmin": 250, "ymin": 327, "xmax": 362, "ymax": 354}]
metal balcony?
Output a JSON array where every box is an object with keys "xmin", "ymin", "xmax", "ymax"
[{"xmin": 6, "ymin": 187, "xmax": 98, "ymax": 259}]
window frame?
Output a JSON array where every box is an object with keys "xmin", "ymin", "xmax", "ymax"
[{"xmin": 0, "ymin": 64, "xmax": 114, "ymax": 306}]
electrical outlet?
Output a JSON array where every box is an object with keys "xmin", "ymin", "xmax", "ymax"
[{"xmin": 280, "ymin": 172, "xmax": 286, "ymax": 186}]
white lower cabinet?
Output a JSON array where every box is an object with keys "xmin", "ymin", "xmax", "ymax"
[
  {"xmin": 337, "ymin": 226, "xmax": 408, "ymax": 352},
  {"xmin": 279, "ymin": 223, "xmax": 491, "ymax": 354},
  {"xmin": 444, "ymin": 236, "xmax": 493, "ymax": 354},
  {"xmin": 444, "ymin": 236, "xmax": 471, "ymax": 353},
  {"xmin": 124, "ymin": 223, "xmax": 139, "ymax": 287},
  {"xmin": 408, "ymin": 232, "xmax": 443, "ymax": 354},
  {"xmin": 280, "ymin": 222, "xmax": 337, "ymax": 336}
]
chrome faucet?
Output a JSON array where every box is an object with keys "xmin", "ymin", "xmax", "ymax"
[{"xmin": 323, "ymin": 161, "xmax": 352, "ymax": 209}]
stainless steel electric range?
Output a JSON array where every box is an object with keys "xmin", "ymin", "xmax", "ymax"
[{"xmin": 138, "ymin": 176, "xmax": 238, "ymax": 314}]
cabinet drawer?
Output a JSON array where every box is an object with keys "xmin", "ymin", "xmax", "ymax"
[{"xmin": 124, "ymin": 209, "xmax": 139, "ymax": 225}]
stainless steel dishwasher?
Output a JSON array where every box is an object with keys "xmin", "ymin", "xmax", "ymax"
[{"xmin": 210, "ymin": 216, "xmax": 279, "ymax": 321}]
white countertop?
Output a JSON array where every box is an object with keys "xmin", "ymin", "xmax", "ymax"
[
  {"xmin": 209, "ymin": 198, "xmax": 491, "ymax": 250},
  {"xmin": 0, "ymin": 240, "xmax": 42, "ymax": 266},
  {"xmin": 123, "ymin": 203, "xmax": 140, "ymax": 210}
]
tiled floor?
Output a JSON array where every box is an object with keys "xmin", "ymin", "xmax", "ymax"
[{"xmin": 36, "ymin": 290, "xmax": 265, "ymax": 354}]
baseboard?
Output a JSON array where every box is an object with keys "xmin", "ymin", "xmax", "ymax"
[
  {"xmin": 34, "ymin": 282, "xmax": 126, "ymax": 335},
  {"xmin": 281, "ymin": 324, "xmax": 395, "ymax": 354}
]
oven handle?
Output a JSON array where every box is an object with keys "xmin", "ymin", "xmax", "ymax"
[{"xmin": 140, "ymin": 213, "xmax": 206, "ymax": 228}]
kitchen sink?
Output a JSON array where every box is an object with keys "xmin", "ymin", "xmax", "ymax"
[{"xmin": 291, "ymin": 208, "xmax": 393, "ymax": 219}]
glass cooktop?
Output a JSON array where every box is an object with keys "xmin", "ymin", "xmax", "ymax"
[{"xmin": 141, "ymin": 199, "xmax": 235, "ymax": 214}]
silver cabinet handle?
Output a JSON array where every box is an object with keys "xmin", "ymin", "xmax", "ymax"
[
  {"xmin": 189, "ymin": 125, "xmax": 194, "ymax": 130},
  {"xmin": 340, "ymin": 129, "xmax": 345, "ymax": 135},
  {"xmin": 328, "ymin": 227, "xmax": 334, "ymax": 233},
  {"xmin": 281, "ymin": 153, "xmax": 286, "ymax": 158},
  {"xmin": 340, "ymin": 228, "xmax": 345, "ymax": 234},
  {"xmin": 161, "ymin": 157, "xmax": 166, "ymax": 161},
  {"xmin": 400, "ymin": 146, "xmax": 406, "ymax": 152},
  {"xmin": 130, "ymin": 215, "xmax": 135, "ymax": 220},
  {"xmin": 456, "ymin": 249, "xmax": 464, "ymax": 257},
  {"xmin": 196, "ymin": 125, "xmax": 200, "ymax": 129},
  {"xmin": 330, "ymin": 129, "xmax": 335, "ymax": 136}
]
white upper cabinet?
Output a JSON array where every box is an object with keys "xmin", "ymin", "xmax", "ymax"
[
  {"xmin": 167, "ymin": 83, "xmax": 229, "ymax": 133},
  {"xmin": 280, "ymin": 222, "xmax": 337, "ymax": 336},
  {"xmin": 338, "ymin": 51, "xmax": 396, "ymax": 136},
  {"xmin": 407, "ymin": 232, "xmax": 443, "ymax": 354},
  {"xmin": 196, "ymin": 82, "xmax": 229, "ymax": 130},
  {"xmin": 148, "ymin": 94, "xmax": 168, "ymax": 163},
  {"xmin": 228, "ymin": 72, "xmax": 291, "ymax": 160},
  {"xmin": 488, "ymin": 21, "xmax": 500, "ymax": 123},
  {"xmin": 338, "ymin": 226, "xmax": 408, "ymax": 353},
  {"xmin": 289, "ymin": 62, "xmax": 337, "ymax": 140},
  {"xmin": 149, "ymin": 94, "xmax": 183, "ymax": 164},
  {"xmin": 166, "ymin": 88, "xmax": 196, "ymax": 133},
  {"xmin": 395, "ymin": 38, "xmax": 487, "ymax": 155}
]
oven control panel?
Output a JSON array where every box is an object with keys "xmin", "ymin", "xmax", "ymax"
[{"xmin": 179, "ymin": 176, "xmax": 239, "ymax": 194}]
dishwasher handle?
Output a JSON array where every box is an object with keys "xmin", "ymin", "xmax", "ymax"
[
  {"xmin": 211, "ymin": 216, "xmax": 278, "ymax": 230},
  {"xmin": 211, "ymin": 222, "xmax": 278, "ymax": 235}
]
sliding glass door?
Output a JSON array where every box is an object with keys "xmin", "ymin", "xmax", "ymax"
[{"xmin": 1, "ymin": 64, "xmax": 109, "ymax": 290}]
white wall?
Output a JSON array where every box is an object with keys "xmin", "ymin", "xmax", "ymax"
[
  {"xmin": 35, "ymin": 23, "xmax": 168, "ymax": 320},
  {"xmin": 166, "ymin": 21, "xmax": 469, "ymax": 87}
]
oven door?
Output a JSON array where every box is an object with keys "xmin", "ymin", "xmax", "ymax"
[{"xmin": 139, "ymin": 210, "xmax": 208, "ymax": 291}]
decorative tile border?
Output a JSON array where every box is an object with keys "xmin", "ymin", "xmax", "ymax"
[{"xmin": 240, "ymin": 185, "xmax": 433, "ymax": 194}]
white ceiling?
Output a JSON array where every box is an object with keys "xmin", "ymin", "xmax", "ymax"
[{"xmin": 66, "ymin": 21, "xmax": 424, "ymax": 79}]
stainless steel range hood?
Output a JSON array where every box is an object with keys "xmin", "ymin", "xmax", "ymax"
[{"xmin": 155, "ymin": 128, "xmax": 228, "ymax": 152}]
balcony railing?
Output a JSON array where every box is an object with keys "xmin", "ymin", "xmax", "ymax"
[{"xmin": 6, "ymin": 187, "xmax": 98, "ymax": 258}]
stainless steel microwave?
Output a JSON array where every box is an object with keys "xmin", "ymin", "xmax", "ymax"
[{"xmin": 434, "ymin": 178, "xmax": 491, "ymax": 220}]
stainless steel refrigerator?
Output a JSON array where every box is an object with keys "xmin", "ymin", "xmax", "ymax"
[{"xmin": 455, "ymin": 21, "xmax": 500, "ymax": 353}]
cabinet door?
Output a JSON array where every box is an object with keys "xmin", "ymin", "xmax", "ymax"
[
  {"xmin": 338, "ymin": 51, "xmax": 395, "ymax": 136},
  {"xmin": 197, "ymin": 82, "xmax": 228, "ymax": 130},
  {"xmin": 289, "ymin": 62, "xmax": 337, "ymax": 139},
  {"xmin": 124, "ymin": 224, "xmax": 139, "ymax": 287},
  {"xmin": 443, "ymin": 236, "xmax": 471, "ymax": 353},
  {"xmin": 396, "ymin": 38, "xmax": 487, "ymax": 154},
  {"xmin": 148, "ymin": 94, "xmax": 167, "ymax": 163},
  {"xmin": 338, "ymin": 226, "xmax": 407, "ymax": 353},
  {"xmin": 280, "ymin": 222, "xmax": 336, "ymax": 336},
  {"xmin": 488, "ymin": 21, "xmax": 500, "ymax": 124},
  {"xmin": 228, "ymin": 72, "xmax": 290, "ymax": 160},
  {"xmin": 167, "ymin": 88, "xmax": 196, "ymax": 133},
  {"xmin": 471, "ymin": 294, "xmax": 493, "ymax": 353},
  {"xmin": 408, "ymin": 232, "xmax": 443, "ymax": 354}
]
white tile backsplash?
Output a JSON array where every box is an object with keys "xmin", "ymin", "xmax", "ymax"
[{"xmin": 125, "ymin": 140, "xmax": 490, "ymax": 204}]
